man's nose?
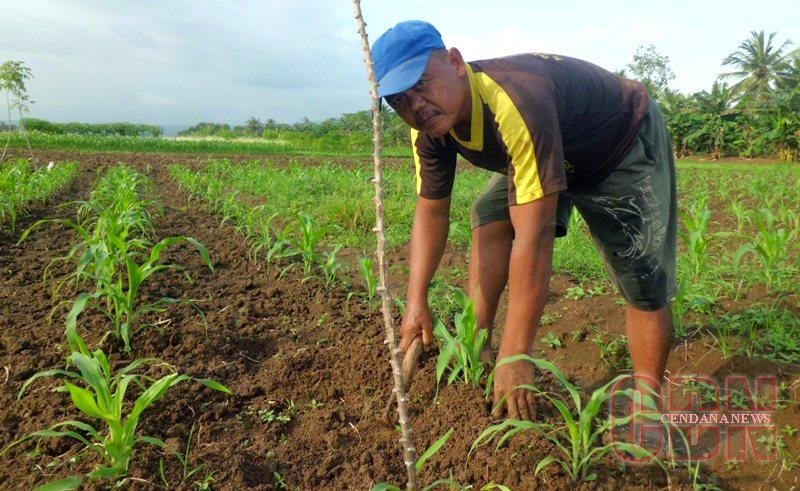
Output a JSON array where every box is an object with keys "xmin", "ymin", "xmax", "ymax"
[{"xmin": 408, "ymin": 91, "xmax": 425, "ymax": 112}]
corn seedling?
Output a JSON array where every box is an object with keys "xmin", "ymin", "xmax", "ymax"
[
  {"xmin": 348, "ymin": 257, "xmax": 379, "ymax": 308},
  {"xmin": 476, "ymin": 355, "xmax": 667, "ymax": 483},
  {"xmin": 434, "ymin": 287, "xmax": 489, "ymax": 390},
  {"xmin": 92, "ymin": 235, "xmax": 213, "ymax": 351},
  {"xmin": 728, "ymin": 195, "xmax": 750, "ymax": 233},
  {"xmin": 2, "ymin": 330, "xmax": 230, "ymax": 487},
  {"xmin": 735, "ymin": 208, "xmax": 797, "ymax": 288},
  {"xmin": 678, "ymin": 203, "xmax": 722, "ymax": 282},
  {"xmin": 318, "ymin": 244, "xmax": 344, "ymax": 289},
  {"xmin": 62, "ymin": 168, "xmax": 212, "ymax": 353},
  {"xmin": 283, "ymin": 211, "xmax": 329, "ymax": 277}
]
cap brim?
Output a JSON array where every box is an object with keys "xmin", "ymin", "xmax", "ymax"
[{"xmin": 376, "ymin": 50, "xmax": 431, "ymax": 97}]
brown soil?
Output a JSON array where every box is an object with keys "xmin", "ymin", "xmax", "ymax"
[{"xmin": 1, "ymin": 150, "xmax": 798, "ymax": 490}]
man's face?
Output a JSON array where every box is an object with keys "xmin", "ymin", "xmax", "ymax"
[{"xmin": 385, "ymin": 49, "xmax": 470, "ymax": 138}]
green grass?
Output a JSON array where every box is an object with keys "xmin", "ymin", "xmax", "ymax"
[{"xmin": 2, "ymin": 131, "xmax": 411, "ymax": 157}]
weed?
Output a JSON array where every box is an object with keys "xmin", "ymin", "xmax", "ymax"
[
  {"xmin": 540, "ymin": 331, "xmax": 563, "ymax": 349},
  {"xmin": 592, "ymin": 333, "xmax": 631, "ymax": 371}
]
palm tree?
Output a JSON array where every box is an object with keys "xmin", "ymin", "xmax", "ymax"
[
  {"xmin": 775, "ymin": 53, "xmax": 800, "ymax": 91},
  {"xmin": 719, "ymin": 31, "xmax": 798, "ymax": 108}
]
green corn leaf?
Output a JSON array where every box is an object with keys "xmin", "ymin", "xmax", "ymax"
[
  {"xmin": 127, "ymin": 373, "xmax": 189, "ymax": 429},
  {"xmin": 435, "ymin": 341, "xmax": 455, "ymax": 386},
  {"xmin": 33, "ymin": 477, "xmax": 83, "ymax": 491},
  {"xmin": 369, "ymin": 484, "xmax": 401, "ymax": 491},
  {"xmin": 185, "ymin": 236, "xmax": 214, "ymax": 272},
  {"xmin": 52, "ymin": 420, "xmax": 102, "ymax": 442},
  {"xmin": 195, "ymin": 378, "xmax": 232, "ymax": 394},
  {"xmin": 534, "ymin": 455, "xmax": 560, "ymax": 476},
  {"xmin": 65, "ymin": 293, "xmax": 94, "ymax": 355},
  {"xmin": 63, "ymin": 381, "xmax": 106, "ymax": 420},
  {"xmin": 138, "ymin": 435, "xmax": 166, "ymax": 447},
  {"xmin": 70, "ymin": 352, "xmax": 111, "ymax": 408},
  {"xmin": 416, "ymin": 428, "xmax": 454, "ymax": 471},
  {"xmin": 18, "ymin": 368, "xmax": 80, "ymax": 399}
]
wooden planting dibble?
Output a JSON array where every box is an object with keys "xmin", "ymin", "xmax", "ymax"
[{"xmin": 380, "ymin": 336, "xmax": 423, "ymax": 425}]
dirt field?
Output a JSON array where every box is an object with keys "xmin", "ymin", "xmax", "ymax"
[{"xmin": 1, "ymin": 151, "xmax": 798, "ymax": 490}]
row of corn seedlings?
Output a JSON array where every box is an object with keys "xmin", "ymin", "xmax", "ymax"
[
  {"xmin": 170, "ymin": 164, "xmax": 383, "ymax": 298},
  {"xmin": 1, "ymin": 157, "xmax": 78, "ymax": 232},
  {"xmin": 6, "ymin": 164, "xmax": 229, "ymax": 488},
  {"xmin": 21, "ymin": 164, "xmax": 213, "ymax": 351}
]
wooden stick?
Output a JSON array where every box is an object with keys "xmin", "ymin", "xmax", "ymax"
[
  {"xmin": 351, "ymin": 3, "xmax": 419, "ymax": 490},
  {"xmin": 381, "ymin": 337, "xmax": 424, "ymax": 424}
]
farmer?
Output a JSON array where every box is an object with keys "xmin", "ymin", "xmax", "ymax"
[{"xmin": 371, "ymin": 20, "xmax": 677, "ymax": 421}]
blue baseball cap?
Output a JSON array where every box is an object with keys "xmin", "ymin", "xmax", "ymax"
[{"xmin": 371, "ymin": 20, "xmax": 445, "ymax": 98}]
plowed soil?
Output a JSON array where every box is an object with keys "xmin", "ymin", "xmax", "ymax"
[{"xmin": 1, "ymin": 150, "xmax": 798, "ymax": 490}]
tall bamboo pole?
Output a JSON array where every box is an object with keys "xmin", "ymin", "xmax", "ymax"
[{"xmin": 352, "ymin": 3, "xmax": 420, "ymax": 490}]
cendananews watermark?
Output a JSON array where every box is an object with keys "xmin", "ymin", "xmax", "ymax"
[{"xmin": 609, "ymin": 374, "xmax": 779, "ymax": 463}]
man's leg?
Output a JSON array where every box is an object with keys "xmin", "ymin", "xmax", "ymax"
[
  {"xmin": 468, "ymin": 220, "xmax": 513, "ymax": 361},
  {"xmin": 626, "ymin": 303, "xmax": 673, "ymax": 398}
]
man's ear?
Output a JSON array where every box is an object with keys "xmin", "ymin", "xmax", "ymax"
[{"xmin": 447, "ymin": 47, "xmax": 467, "ymax": 77}]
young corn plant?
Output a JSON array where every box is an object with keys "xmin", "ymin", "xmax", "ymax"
[
  {"xmin": 2, "ymin": 329, "xmax": 230, "ymax": 488},
  {"xmin": 348, "ymin": 257, "xmax": 379, "ymax": 309},
  {"xmin": 434, "ymin": 287, "xmax": 489, "ymax": 390},
  {"xmin": 735, "ymin": 208, "xmax": 798, "ymax": 288},
  {"xmin": 728, "ymin": 195, "xmax": 750, "ymax": 233},
  {"xmin": 282, "ymin": 212, "xmax": 329, "ymax": 277},
  {"xmin": 93, "ymin": 235, "xmax": 214, "ymax": 351},
  {"xmin": 317, "ymin": 244, "xmax": 344, "ymax": 290},
  {"xmin": 475, "ymin": 355, "xmax": 667, "ymax": 483},
  {"xmin": 678, "ymin": 203, "xmax": 719, "ymax": 283}
]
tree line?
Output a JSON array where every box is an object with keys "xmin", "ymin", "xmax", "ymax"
[
  {"xmin": 624, "ymin": 31, "xmax": 799, "ymax": 162},
  {"xmin": 3, "ymin": 30, "xmax": 799, "ymax": 161},
  {"xmin": 179, "ymin": 31, "xmax": 800, "ymax": 161}
]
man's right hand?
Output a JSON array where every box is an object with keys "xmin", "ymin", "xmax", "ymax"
[{"xmin": 400, "ymin": 300, "xmax": 434, "ymax": 351}]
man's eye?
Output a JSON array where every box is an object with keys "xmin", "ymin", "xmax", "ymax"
[
  {"xmin": 389, "ymin": 94, "xmax": 407, "ymax": 105},
  {"xmin": 415, "ymin": 79, "xmax": 429, "ymax": 89}
]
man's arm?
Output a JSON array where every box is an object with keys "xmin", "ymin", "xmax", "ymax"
[
  {"xmin": 493, "ymin": 192, "xmax": 558, "ymax": 420},
  {"xmin": 400, "ymin": 195, "xmax": 451, "ymax": 351}
]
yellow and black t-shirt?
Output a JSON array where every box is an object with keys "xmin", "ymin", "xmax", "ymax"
[{"xmin": 411, "ymin": 53, "xmax": 650, "ymax": 205}]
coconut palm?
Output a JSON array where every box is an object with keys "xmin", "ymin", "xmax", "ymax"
[{"xmin": 719, "ymin": 31, "xmax": 797, "ymax": 107}]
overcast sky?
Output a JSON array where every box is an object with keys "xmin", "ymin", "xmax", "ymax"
[{"xmin": 2, "ymin": 0, "xmax": 798, "ymax": 126}]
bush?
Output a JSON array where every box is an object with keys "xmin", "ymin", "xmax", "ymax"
[{"xmin": 20, "ymin": 118, "xmax": 162, "ymax": 137}]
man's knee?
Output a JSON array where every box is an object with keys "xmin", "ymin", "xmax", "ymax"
[{"xmin": 471, "ymin": 219, "xmax": 514, "ymax": 245}]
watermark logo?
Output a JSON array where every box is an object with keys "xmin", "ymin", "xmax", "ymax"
[{"xmin": 609, "ymin": 374, "xmax": 777, "ymax": 463}]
